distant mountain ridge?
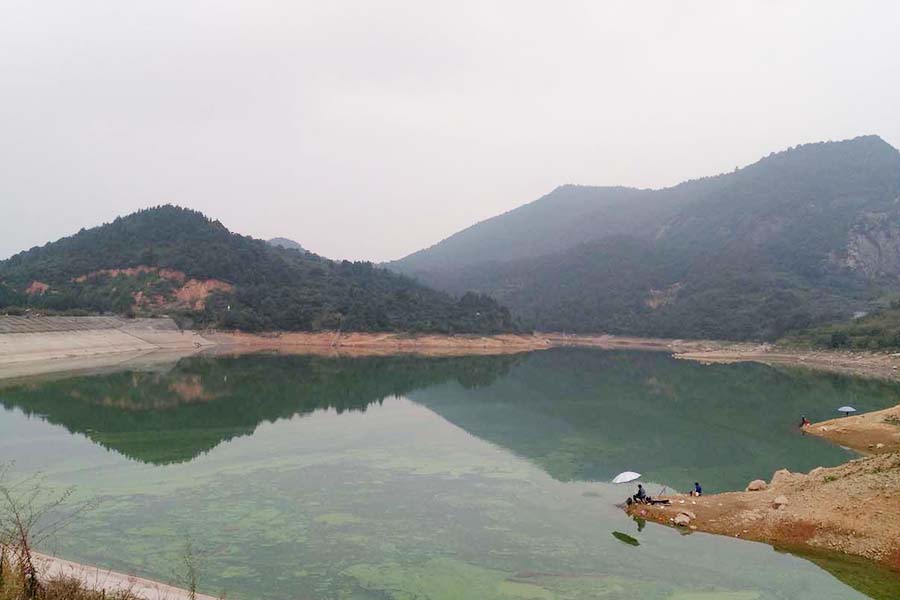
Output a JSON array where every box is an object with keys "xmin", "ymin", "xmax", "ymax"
[
  {"xmin": 390, "ymin": 136, "xmax": 900, "ymax": 340},
  {"xmin": 0, "ymin": 206, "xmax": 514, "ymax": 333},
  {"xmin": 267, "ymin": 237, "xmax": 308, "ymax": 253}
]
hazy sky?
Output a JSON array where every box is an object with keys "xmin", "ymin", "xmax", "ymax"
[{"xmin": 2, "ymin": 1, "xmax": 899, "ymax": 262}]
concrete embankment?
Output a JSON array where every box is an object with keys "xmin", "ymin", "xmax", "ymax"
[
  {"xmin": 30, "ymin": 551, "xmax": 218, "ymax": 600},
  {"xmin": 0, "ymin": 316, "xmax": 213, "ymax": 380}
]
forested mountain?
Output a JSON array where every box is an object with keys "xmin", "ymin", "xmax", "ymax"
[
  {"xmin": 390, "ymin": 136, "xmax": 900, "ymax": 340},
  {"xmin": 0, "ymin": 206, "xmax": 514, "ymax": 333}
]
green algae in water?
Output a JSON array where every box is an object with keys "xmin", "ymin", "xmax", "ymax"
[
  {"xmin": 315, "ymin": 513, "xmax": 363, "ymax": 526},
  {"xmin": 1, "ymin": 350, "xmax": 896, "ymax": 599}
]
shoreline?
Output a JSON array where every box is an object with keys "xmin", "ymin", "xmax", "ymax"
[
  {"xmin": 203, "ymin": 329, "xmax": 554, "ymax": 356},
  {"xmin": 0, "ymin": 320, "xmax": 554, "ymax": 381},
  {"xmin": 555, "ymin": 333, "xmax": 900, "ymax": 381},
  {"xmin": 805, "ymin": 404, "xmax": 900, "ymax": 455},
  {"xmin": 4, "ymin": 314, "xmax": 900, "ymax": 382},
  {"xmin": 30, "ymin": 551, "xmax": 219, "ymax": 600},
  {"xmin": 625, "ymin": 409, "xmax": 900, "ymax": 573}
]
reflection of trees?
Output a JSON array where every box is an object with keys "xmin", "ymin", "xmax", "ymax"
[
  {"xmin": 6, "ymin": 347, "xmax": 899, "ymax": 495},
  {"xmin": 0, "ymin": 353, "xmax": 522, "ymax": 465},
  {"xmin": 411, "ymin": 349, "xmax": 900, "ymax": 491}
]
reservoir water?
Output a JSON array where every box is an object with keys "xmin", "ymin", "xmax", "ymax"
[{"xmin": 1, "ymin": 348, "xmax": 897, "ymax": 599}]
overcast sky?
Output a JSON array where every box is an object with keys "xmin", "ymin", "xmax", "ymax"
[{"xmin": 2, "ymin": 1, "xmax": 899, "ymax": 262}]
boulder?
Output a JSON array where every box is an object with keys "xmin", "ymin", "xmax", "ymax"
[
  {"xmin": 673, "ymin": 514, "xmax": 691, "ymax": 527},
  {"xmin": 678, "ymin": 510, "xmax": 697, "ymax": 520},
  {"xmin": 773, "ymin": 495, "xmax": 789, "ymax": 509},
  {"xmin": 746, "ymin": 479, "xmax": 768, "ymax": 492},
  {"xmin": 770, "ymin": 469, "xmax": 793, "ymax": 486},
  {"xmin": 875, "ymin": 443, "xmax": 886, "ymax": 449}
]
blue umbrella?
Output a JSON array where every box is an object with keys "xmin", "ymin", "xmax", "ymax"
[{"xmin": 837, "ymin": 406, "xmax": 857, "ymax": 416}]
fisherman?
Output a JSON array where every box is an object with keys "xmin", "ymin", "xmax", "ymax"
[
  {"xmin": 799, "ymin": 415, "xmax": 811, "ymax": 428},
  {"xmin": 692, "ymin": 482, "xmax": 702, "ymax": 496},
  {"xmin": 633, "ymin": 484, "xmax": 647, "ymax": 503}
]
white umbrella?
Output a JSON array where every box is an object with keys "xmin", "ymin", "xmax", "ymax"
[
  {"xmin": 612, "ymin": 471, "xmax": 641, "ymax": 484},
  {"xmin": 837, "ymin": 406, "xmax": 857, "ymax": 416}
]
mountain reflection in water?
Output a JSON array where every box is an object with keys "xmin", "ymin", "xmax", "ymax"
[
  {"xmin": 2, "ymin": 348, "xmax": 898, "ymax": 600},
  {"xmin": 3, "ymin": 349, "xmax": 899, "ymax": 490}
]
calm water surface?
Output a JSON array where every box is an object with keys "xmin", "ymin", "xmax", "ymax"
[{"xmin": 1, "ymin": 348, "xmax": 898, "ymax": 600}]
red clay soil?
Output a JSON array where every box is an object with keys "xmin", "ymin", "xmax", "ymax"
[
  {"xmin": 73, "ymin": 266, "xmax": 188, "ymax": 283},
  {"xmin": 25, "ymin": 280, "xmax": 50, "ymax": 295},
  {"xmin": 172, "ymin": 278, "xmax": 233, "ymax": 310},
  {"xmin": 69, "ymin": 265, "xmax": 233, "ymax": 311}
]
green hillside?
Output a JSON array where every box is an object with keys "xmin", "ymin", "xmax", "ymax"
[
  {"xmin": 0, "ymin": 206, "xmax": 514, "ymax": 333},
  {"xmin": 391, "ymin": 136, "xmax": 900, "ymax": 340},
  {"xmin": 782, "ymin": 300, "xmax": 900, "ymax": 350}
]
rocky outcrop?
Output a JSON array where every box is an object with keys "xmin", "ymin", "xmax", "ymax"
[
  {"xmin": 673, "ymin": 513, "xmax": 691, "ymax": 527},
  {"xmin": 746, "ymin": 479, "xmax": 767, "ymax": 491},
  {"xmin": 645, "ymin": 282, "xmax": 683, "ymax": 309},
  {"xmin": 839, "ymin": 210, "xmax": 900, "ymax": 278}
]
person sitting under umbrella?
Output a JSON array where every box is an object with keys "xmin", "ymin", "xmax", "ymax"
[{"xmin": 633, "ymin": 484, "xmax": 648, "ymax": 503}]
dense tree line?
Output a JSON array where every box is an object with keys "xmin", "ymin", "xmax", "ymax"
[
  {"xmin": 781, "ymin": 299, "xmax": 900, "ymax": 350},
  {"xmin": 0, "ymin": 206, "xmax": 515, "ymax": 333}
]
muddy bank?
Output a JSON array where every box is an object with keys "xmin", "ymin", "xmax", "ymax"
[{"xmin": 625, "ymin": 432, "xmax": 900, "ymax": 572}]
